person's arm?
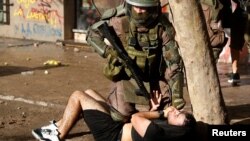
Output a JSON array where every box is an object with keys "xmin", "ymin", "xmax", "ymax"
[{"xmin": 131, "ymin": 107, "xmax": 174, "ymax": 137}]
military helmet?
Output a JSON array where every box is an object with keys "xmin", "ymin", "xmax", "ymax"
[
  {"xmin": 125, "ymin": 0, "xmax": 160, "ymax": 27},
  {"xmin": 126, "ymin": 0, "xmax": 160, "ymax": 7}
]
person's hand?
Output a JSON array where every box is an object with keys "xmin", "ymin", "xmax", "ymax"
[
  {"xmin": 150, "ymin": 90, "xmax": 162, "ymax": 111},
  {"xmin": 105, "ymin": 47, "xmax": 117, "ymax": 58},
  {"xmin": 163, "ymin": 106, "xmax": 176, "ymax": 117}
]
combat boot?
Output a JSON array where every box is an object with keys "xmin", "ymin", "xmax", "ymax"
[{"xmin": 172, "ymin": 94, "xmax": 186, "ymax": 110}]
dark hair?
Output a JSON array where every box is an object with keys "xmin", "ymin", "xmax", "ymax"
[
  {"xmin": 183, "ymin": 112, "xmax": 197, "ymax": 128},
  {"xmin": 155, "ymin": 112, "xmax": 197, "ymax": 140},
  {"xmin": 232, "ymin": 0, "xmax": 240, "ymax": 5},
  {"xmin": 181, "ymin": 112, "xmax": 197, "ymax": 139}
]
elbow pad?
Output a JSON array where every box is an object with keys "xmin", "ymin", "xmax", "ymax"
[
  {"xmin": 87, "ymin": 37, "xmax": 107, "ymax": 58},
  {"xmin": 86, "ymin": 21, "xmax": 108, "ymax": 58}
]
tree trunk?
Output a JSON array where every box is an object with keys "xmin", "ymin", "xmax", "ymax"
[{"xmin": 168, "ymin": 0, "xmax": 228, "ymax": 124}]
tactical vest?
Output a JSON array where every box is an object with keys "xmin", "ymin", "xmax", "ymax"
[
  {"xmin": 102, "ymin": 16, "xmax": 165, "ymax": 104},
  {"xmin": 123, "ymin": 20, "xmax": 164, "ymax": 82},
  {"xmin": 102, "ymin": 10, "xmax": 177, "ymax": 82},
  {"xmin": 118, "ymin": 18, "xmax": 165, "ymax": 105}
]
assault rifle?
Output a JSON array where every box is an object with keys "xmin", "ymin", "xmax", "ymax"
[{"xmin": 97, "ymin": 21, "xmax": 150, "ymax": 100}]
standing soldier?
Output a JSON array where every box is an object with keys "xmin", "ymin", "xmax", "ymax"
[{"xmin": 86, "ymin": 0, "xmax": 185, "ymax": 121}]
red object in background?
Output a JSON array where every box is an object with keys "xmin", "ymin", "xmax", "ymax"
[{"xmin": 161, "ymin": 5, "xmax": 168, "ymax": 13}]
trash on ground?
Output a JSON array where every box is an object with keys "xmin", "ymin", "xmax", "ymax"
[
  {"xmin": 21, "ymin": 71, "xmax": 34, "ymax": 75},
  {"xmin": 4, "ymin": 62, "xmax": 8, "ymax": 66},
  {"xmin": 43, "ymin": 60, "xmax": 61, "ymax": 66},
  {"xmin": 74, "ymin": 47, "xmax": 80, "ymax": 52},
  {"xmin": 44, "ymin": 70, "xmax": 49, "ymax": 75}
]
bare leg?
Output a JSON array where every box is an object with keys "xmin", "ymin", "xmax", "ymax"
[
  {"xmin": 55, "ymin": 90, "xmax": 110, "ymax": 139},
  {"xmin": 56, "ymin": 89, "xmax": 107, "ymax": 126},
  {"xmin": 84, "ymin": 89, "xmax": 107, "ymax": 102},
  {"xmin": 231, "ymin": 48, "xmax": 240, "ymax": 73}
]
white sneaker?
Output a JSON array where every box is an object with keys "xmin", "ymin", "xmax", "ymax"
[{"xmin": 32, "ymin": 120, "xmax": 60, "ymax": 141}]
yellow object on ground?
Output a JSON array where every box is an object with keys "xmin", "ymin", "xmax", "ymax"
[{"xmin": 43, "ymin": 60, "xmax": 61, "ymax": 66}]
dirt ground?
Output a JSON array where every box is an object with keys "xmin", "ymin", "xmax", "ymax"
[{"xmin": 0, "ymin": 37, "xmax": 249, "ymax": 141}]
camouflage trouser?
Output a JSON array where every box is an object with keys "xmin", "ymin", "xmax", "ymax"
[
  {"xmin": 212, "ymin": 48, "xmax": 223, "ymax": 63},
  {"xmin": 164, "ymin": 64, "xmax": 185, "ymax": 110},
  {"xmin": 163, "ymin": 40, "xmax": 185, "ymax": 110},
  {"xmin": 107, "ymin": 81, "xmax": 136, "ymax": 119}
]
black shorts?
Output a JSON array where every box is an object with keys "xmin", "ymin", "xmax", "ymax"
[{"xmin": 83, "ymin": 110, "xmax": 124, "ymax": 141}]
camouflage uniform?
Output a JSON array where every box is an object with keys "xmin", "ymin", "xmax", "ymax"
[
  {"xmin": 200, "ymin": 0, "xmax": 228, "ymax": 62},
  {"xmin": 86, "ymin": 0, "xmax": 185, "ymax": 120}
]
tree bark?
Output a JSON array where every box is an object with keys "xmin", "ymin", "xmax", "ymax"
[{"xmin": 168, "ymin": 0, "xmax": 228, "ymax": 124}]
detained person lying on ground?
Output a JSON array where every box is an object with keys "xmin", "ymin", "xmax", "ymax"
[{"xmin": 31, "ymin": 89, "xmax": 197, "ymax": 141}]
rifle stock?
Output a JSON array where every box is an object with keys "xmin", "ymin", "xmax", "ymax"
[{"xmin": 98, "ymin": 21, "xmax": 150, "ymax": 99}]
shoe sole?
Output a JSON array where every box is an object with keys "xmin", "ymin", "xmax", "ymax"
[{"xmin": 31, "ymin": 130, "xmax": 47, "ymax": 141}]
